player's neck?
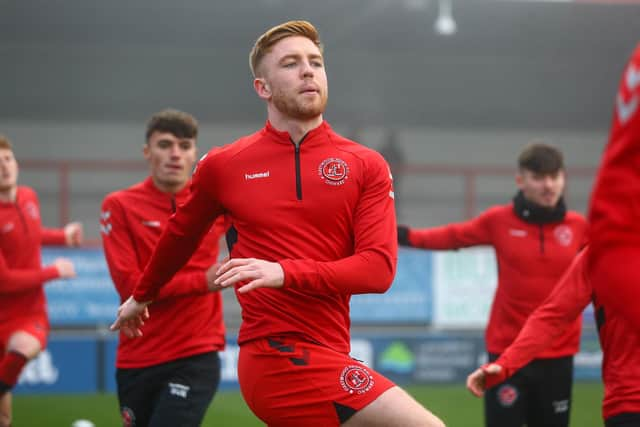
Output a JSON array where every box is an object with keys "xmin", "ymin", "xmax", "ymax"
[
  {"xmin": 0, "ymin": 186, "xmax": 17, "ymax": 203},
  {"xmin": 151, "ymin": 177, "xmax": 187, "ymax": 195},
  {"xmin": 268, "ymin": 109, "xmax": 323, "ymax": 144}
]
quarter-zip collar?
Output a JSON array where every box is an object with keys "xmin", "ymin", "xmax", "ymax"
[
  {"xmin": 513, "ymin": 190, "xmax": 566, "ymax": 224},
  {"xmin": 142, "ymin": 176, "xmax": 189, "ymax": 208},
  {"xmin": 263, "ymin": 120, "xmax": 331, "ymax": 146}
]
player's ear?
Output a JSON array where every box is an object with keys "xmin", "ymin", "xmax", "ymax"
[
  {"xmin": 515, "ymin": 171, "xmax": 524, "ymax": 190},
  {"xmin": 142, "ymin": 143, "xmax": 151, "ymax": 160},
  {"xmin": 254, "ymin": 78, "xmax": 271, "ymax": 100}
]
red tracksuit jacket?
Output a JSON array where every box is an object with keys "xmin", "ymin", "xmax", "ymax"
[
  {"xmin": 0, "ymin": 186, "xmax": 65, "ymax": 323},
  {"xmin": 408, "ymin": 204, "xmax": 587, "ymax": 357},
  {"xmin": 589, "ymin": 43, "xmax": 640, "ymax": 256},
  {"xmin": 588, "ymin": 43, "xmax": 640, "ymax": 329},
  {"xmin": 132, "ymin": 121, "xmax": 397, "ymax": 354},
  {"xmin": 101, "ymin": 177, "xmax": 226, "ymax": 368},
  {"xmin": 494, "ymin": 248, "xmax": 640, "ymax": 421}
]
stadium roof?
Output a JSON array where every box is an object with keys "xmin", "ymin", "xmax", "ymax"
[{"xmin": 0, "ymin": 0, "xmax": 639, "ymax": 129}]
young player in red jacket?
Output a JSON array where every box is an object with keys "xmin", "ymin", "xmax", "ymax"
[
  {"xmin": 467, "ymin": 247, "xmax": 640, "ymax": 427},
  {"xmin": 0, "ymin": 135, "xmax": 81, "ymax": 427},
  {"xmin": 398, "ymin": 143, "xmax": 587, "ymax": 427},
  {"xmin": 100, "ymin": 110, "xmax": 227, "ymax": 427},
  {"xmin": 111, "ymin": 21, "xmax": 445, "ymax": 427},
  {"xmin": 588, "ymin": 43, "xmax": 640, "ymax": 332}
]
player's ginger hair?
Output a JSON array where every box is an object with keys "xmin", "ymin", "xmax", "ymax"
[
  {"xmin": 249, "ymin": 20, "xmax": 323, "ymax": 78},
  {"xmin": 0, "ymin": 135, "xmax": 12, "ymax": 150}
]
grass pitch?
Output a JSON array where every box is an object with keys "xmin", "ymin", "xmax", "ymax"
[{"xmin": 13, "ymin": 382, "xmax": 603, "ymax": 426}]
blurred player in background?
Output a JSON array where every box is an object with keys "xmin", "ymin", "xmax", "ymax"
[
  {"xmin": 398, "ymin": 143, "xmax": 587, "ymax": 427},
  {"xmin": 100, "ymin": 110, "xmax": 227, "ymax": 427},
  {"xmin": 466, "ymin": 247, "xmax": 640, "ymax": 427},
  {"xmin": 0, "ymin": 135, "xmax": 81, "ymax": 427},
  {"xmin": 111, "ymin": 21, "xmax": 445, "ymax": 427},
  {"xmin": 588, "ymin": 43, "xmax": 640, "ymax": 332}
]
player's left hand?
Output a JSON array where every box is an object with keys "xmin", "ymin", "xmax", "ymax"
[
  {"xmin": 214, "ymin": 258, "xmax": 284, "ymax": 294},
  {"xmin": 110, "ymin": 296, "xmax": 150, "ymax": 338},
  {"xmin": 64, "ymin": 222, "xmax": 83, "ymax": 247},
  {"xmin": 466, "ymin": 363, "xmax": 503, "ymax": 397}
]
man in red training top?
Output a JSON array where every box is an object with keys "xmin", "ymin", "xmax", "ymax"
[
  {"xmin": 588, "ymin": 43, "xmax": 640, "ymax": 332},
  {"xmin": 467, "ymin": 247, "xmax": 640, "ymax": 427},
  {"xmin": 100, "ymin": 110, "xmax": 227, "ymax": 427},
  {"xmin": 398, "ymin": 143, "xmax": 587, "ymax": 427},
  {"xmin": 111, "ymin": 21, "xmax": 445, "ymax": 427},
  {"xmin": 0, "ymin": 135, "xmax": 81, "ymax": 427}
]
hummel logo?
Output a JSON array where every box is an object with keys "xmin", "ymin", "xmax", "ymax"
[
  {"xmin": 100, "ymin": 210, "xmax": 111, "ymax": 221},
  {"xmin": 617, "ymin": 94, "xmax": 638, "ymax": 124},
  {"xmin": 142, "ymin": 220, "xmax": 161, "ymax": 228},
  {"xmin": 100, "ymin": 223, "xmax": 112, "ymax": 235},
  {"xmin": 194, "ymin": 153, "xmax": 207, "ymax": 173},
  {"xmin": 245, "ymin": 171, "xmax": 270, "ymax": 180},
  {"xmin": 168, "ymin": 382, "xmax": 190, "ymax": 399},
  {"xmin": 626, "ymin": 63, "xmax": 640, "ymax": 91},
  {"xmin": 509, "ymin": 229, "xmax": 527, "ymax": 237},
  {"xmin": 1, "ymin": 222, "xmax": 14, "ymax": 233}
]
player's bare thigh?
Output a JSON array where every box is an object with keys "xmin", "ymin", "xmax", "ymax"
[
  {"xmin": 342, "ymin": 386, "xmax": 445, "ymax": 427},
  {"xmin": 7, "ymin": 331, "xmax": 41, "ymax": 359}
]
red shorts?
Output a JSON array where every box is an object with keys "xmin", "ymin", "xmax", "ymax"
[
  {"xmin": 238, "ymin": 336, "xmax": 395, "ymax": 427},
  {"xmin": 0, "ymin": 314, "xmax": 49, "ymax": 355},
  {"xmin": 589, "ymin": 245, "xmax": 640, "ymax": 331}
]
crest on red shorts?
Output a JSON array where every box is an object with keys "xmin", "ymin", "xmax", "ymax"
[
  {"xmin": 121, "ymin": 406, "xmax": 135, "ymax": 427},
  {"xmin": 497, "ymin": 384, "xmax": 519, "ymax": 407},
  {"xmin": 319, "ymin": 158, "xmax": 349, "ymax": 186},
  {"xmin": 553, "ymin": 225, "xmax": 573, "ymax": 247},
  {"xmin": 340, "ymin": 365, "xmax": 374, "ymax": 395}
]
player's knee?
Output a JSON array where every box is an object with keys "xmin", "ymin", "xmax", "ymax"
[{"xmin": 0, "ymin": 412, "xmax": 11, "ymax": 427}]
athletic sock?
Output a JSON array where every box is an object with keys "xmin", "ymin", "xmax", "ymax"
[{"xmin": 0, "ymin": 351, "xmax": 28, "ymax": 394}]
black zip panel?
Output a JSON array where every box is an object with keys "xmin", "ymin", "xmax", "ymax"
[
  {"xmin": 538, "ymin": 224, "xmax": 545, "ymax": 254},
  {"xmin": 290, "ymin": 132, "xmax": 309, "ymax": 201}
]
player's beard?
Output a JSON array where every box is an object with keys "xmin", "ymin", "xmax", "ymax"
[{"xmin": 272, "ymin": 88, "xmax": 327, "ymax": 121}]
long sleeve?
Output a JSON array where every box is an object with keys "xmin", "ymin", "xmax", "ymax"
[
  {"xmin": 132, "ymin": 158, "xmax": 224, "ymax": 302},
  {"xmin": 490, "ymin": 249, "xmax": 591, "ymax": 384},
  {"xmin": 41, "ymin": 227, "xmax": 66, "ymax": 246},
  {"xmin": 279, "ymin": 153, "xmax": 397, "ymax": 295},
  {"xmin": 101, "ymin": 196, "xmax": 210, "ymax": 303},
  {"xmin": 0, "ymin": 251, "xmax": 59, "ymax": 294},
  {"xmin": 408, "ymin": 210, "xmax": 494, "ymax": 249}
]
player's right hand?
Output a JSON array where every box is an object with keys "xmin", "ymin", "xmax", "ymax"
[
  {"xmin": 53, "ymin": 257, "xmax": 76, "ymax": 278},
  {"xmin": 466, "ymin": 363, "xmax": 503, "ymax": 397},
  {"xmin": 110, "ymin": 296, "xmax": 150, "ymax": 338}
]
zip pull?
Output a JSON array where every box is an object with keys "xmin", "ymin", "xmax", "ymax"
[{"xmin": 171, "ymin": 196, "xmax": 177, "ymax": 213}]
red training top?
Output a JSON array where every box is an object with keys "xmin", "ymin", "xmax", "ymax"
[
  {"xmin": 0, "ymin": 186, "xmax": 65, "ymax": 323},
  {"xmin": 589, "ymin": 43, "xmax": 640, "ymax": 258},
  {"xmin": 492, "ymin": 248, "xmax": 640, "ymax": 421},
  {"xmin": 588, "ymin": 43, "xmax": 640, "ymax": 329},
  {"xmin": 101, "ymin": 177, "xmax": 226, "ymax": 368},
  {"xmin": 132, "ymin": 121, "xmax": 397, "ymax": 354},
  {"xmin": 408, "ymin": 204, "xmax": 587, "ymax": 357}
]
